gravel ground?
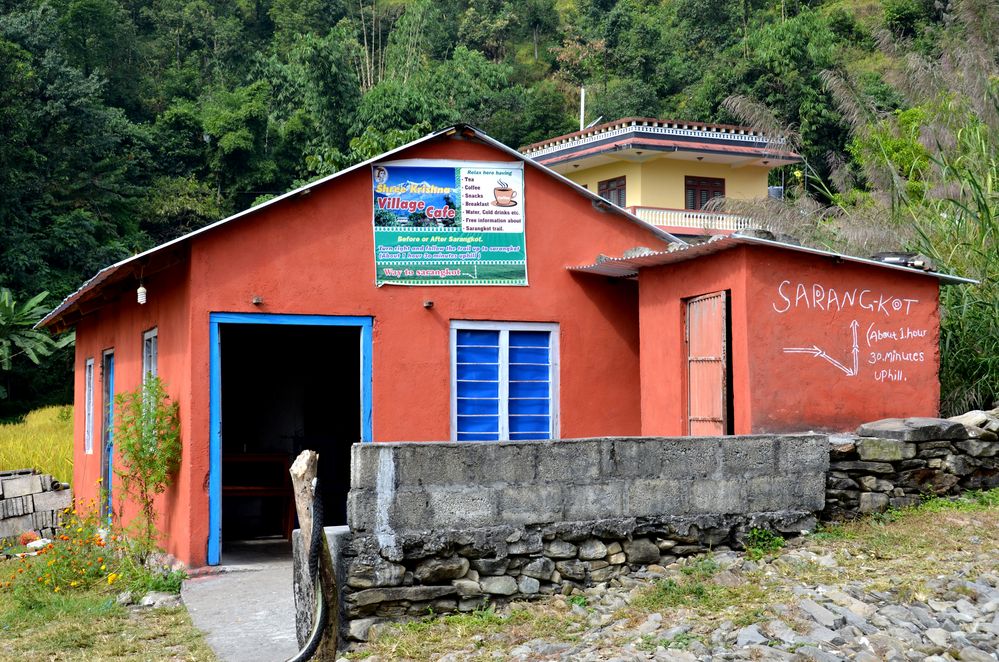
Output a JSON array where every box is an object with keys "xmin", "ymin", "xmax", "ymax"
[
  {"xmin": 347, "ymin": 509, "xmax": 999, "ymax": 662},
  {"xmin": 487, "ymin": 549, "xmax": 999, "ymax": 661}
]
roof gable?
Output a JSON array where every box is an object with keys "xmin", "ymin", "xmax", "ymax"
[{"xmin": 39, "ymin": 124, "xmax": 684, "ymax": 330}]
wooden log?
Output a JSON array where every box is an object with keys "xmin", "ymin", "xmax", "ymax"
[
  {"xmin": 290, "ymin": 450, "xmax": 319, "ymax": 544},
  {"xmin": 289, "ymin": 450, "xmax": 338, "ymax": 659}
]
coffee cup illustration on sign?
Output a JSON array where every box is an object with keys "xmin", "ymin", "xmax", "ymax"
[{"xmin": 493, "ymin": 179, "xmax": 518, "ymax": 206}]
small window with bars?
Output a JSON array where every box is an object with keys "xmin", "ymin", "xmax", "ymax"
[
  {"xmin": 451, "ymin": 322, "xmax": 559, "ymax": 442},
  {"xmin": 143, "ymin": 328, "xmax": 158, "ymax": 378},
  {"xmin": 597, "ymin": 177, "xmax": 626, "ymax": 207},
  {"xmin": 685, "ymin": 176, "xmax": 725, "ymax": 210}
]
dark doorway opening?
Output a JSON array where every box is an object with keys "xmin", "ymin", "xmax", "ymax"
[{"xmin": 218, "ymin": 324, "xmax": 359, "ymax": 543}]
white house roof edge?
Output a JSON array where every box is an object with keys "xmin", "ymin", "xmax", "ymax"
[{"xmin": 38, "ymin": 124, "xmax": 684, "ymax": 329}]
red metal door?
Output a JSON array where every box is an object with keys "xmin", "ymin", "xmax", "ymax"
[{"xmin": 686, "ymin": 291, "xmax": 728, "ymax": 436}]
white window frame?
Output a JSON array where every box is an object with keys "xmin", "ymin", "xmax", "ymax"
[
  {"xmin": 84, "ymin": 358, "xmax": 95, "ymax": 454},
  {"xmin": 449, "ymin": 320, "xmax": 560, "ymax": 442},
  {"xmin": 142, "ymin": 328, "xmax": 158, "ymax": 379}
]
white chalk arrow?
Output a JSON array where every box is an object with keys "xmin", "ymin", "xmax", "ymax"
[
  {"xmin": 850, "ymin": 319, "xmax": 859, "ymax": 377},
  {"xmin": 783, "ymin": 320, "xmax": 860, "ymax": 377}
]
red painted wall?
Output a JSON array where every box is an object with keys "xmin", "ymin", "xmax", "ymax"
[
  {"xmin": 638, "ymin": 248, "xmax": 752, "ymax": 435},
  {"xmin": 638, "ymin": 245, "xmax": 941, "ymax": 436},
  {"xmin": 73, "ymin": 260, "xmax": 194, "ymax": 553},
  {"xmin": 72, "ymin": 135, "xmax": 670, "ymax": 566},
  {"xmin": 744, "ymin": 245, "xmax": 940, "ymax": 432}
]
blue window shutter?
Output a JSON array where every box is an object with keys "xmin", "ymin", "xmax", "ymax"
[
  {"xmin": 456, "ymin": 330, "xmax": 501, "ymax": 442},
  {"xmin": 507, "ymin": 330, "xmax": 551, "ymax": 440},
  {"xmin": 453, "ymin": 326, "xmax": 554, "ymax": 442}
]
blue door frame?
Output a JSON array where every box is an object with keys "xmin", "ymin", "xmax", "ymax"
[
  {"xmin": 208, "ymin": 312, "xmax": 373, "ymax": 565},
  {"xmin": 101, "ymin": 351, "xmax": 115, "ymax": 519}
]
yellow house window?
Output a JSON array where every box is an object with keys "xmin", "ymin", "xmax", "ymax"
[
  {"xmin": 685, "ymin": 176, "xmax": 725, "ymax": 210},
  {"xmin": 598, "ymin": 177, "xmax": 626, "ymax": 207}
]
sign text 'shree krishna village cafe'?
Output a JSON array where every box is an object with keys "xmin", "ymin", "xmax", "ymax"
[{"xmin": 39, "ymin": 122, "xmax": 973, "ymax": 567}]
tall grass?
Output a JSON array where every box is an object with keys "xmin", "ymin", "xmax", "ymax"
[{"xmin": 0, "ymin": 406, "xmax": 73, "ymax": 483}]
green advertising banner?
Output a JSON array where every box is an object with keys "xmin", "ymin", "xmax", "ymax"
[{"xmin": 372, "ymin": 160, "xmax": 527, "ymax": 286}]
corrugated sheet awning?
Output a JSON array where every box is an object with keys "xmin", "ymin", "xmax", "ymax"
[{"xmin": 567, "ymin": 234, "xmax": 978, "ymax": 285}]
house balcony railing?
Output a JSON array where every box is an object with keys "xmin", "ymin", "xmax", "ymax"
[{"xmin": 627, "ymin": 206, "xmax": 752, "ymax": 233}]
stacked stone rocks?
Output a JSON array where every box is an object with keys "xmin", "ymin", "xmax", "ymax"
[
  {"xmin": 339, "ymin": 511, "xmax": 813, "ymax": 643},
  {"xmin": 825, "ymin": 415, "xmax": 999, "ymax": 519},
  {"xmin": 0, "ymin": 469, "xmax": 72, "ymax": 543}
]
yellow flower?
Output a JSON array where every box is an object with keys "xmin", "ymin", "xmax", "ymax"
[
  {"xmin": 107, "ymin": 573, "xmax": 119, "ymax": 585},
  {"xmin": 70, "ymin": 581, "xmax": 78, "ymax": 587},
  {"xmin": 100, "ymin": 565, "xmax": 106, "ymax": 571},
  {"xmin": 54, "ymin": 586, "xmax": 60, "ymax": 593}
]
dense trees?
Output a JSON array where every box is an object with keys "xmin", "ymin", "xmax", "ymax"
[{"xmin": 0, "ymin": 0, "xmax": 980, "ymax": 415}]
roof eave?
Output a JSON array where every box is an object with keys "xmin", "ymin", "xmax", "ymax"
[{"xmin": 566, "ymin": 234, "xmax": 978, "ymax": 286}]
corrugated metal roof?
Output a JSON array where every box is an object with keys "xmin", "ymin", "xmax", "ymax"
[
  {"xmin": 38, "ymin": 124, "xmax": 684, "ymax": 330},
  {"xmin": 567, "ymin": 233, "xmax": 978, "ymax": 285}
]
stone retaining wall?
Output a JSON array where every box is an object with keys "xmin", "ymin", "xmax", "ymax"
[
  {"xmin": 824, "ymin": 415, "xmax": 999, "ymax": 519},
  {"xmin": 295, "ymin": 435, "xmax": 827, "ymax": 646},
  {"xmin": 0, "ymin": 469, "xmax": 73, "ymax": 542}
]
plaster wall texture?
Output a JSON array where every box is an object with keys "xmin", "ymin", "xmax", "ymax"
[
  {"xmin": 744, "ymin": 246, "xmax": 940, "ymax": 431},
  {"xmin": 70, "ymin": 135, "xmax": 673, "ymax": 566},
  {"xmin": 347, "ymin": 435, "xmax": 828, "ymax": 537},
  {"xmin": 72, "ymin": 259, "xmax": 194, "ymax": 560},
  {"xmin": 563, "ymin": 158, "xmax": 770, "ymax": 209},
  {"xmin": 638, "ymin": 245, "xmax": 942, "ymax": 436}
]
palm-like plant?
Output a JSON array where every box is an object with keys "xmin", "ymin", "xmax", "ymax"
[{"xmin": 0, "ymin": 288, "xmax": 74, "ymax": 398}]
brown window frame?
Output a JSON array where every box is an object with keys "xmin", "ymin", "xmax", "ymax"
[
  {"xmin": 685, "ymin": 176, "xmax": 725, "ymax": 210},
  {"xmin": 597, "ymin": 176, "xmax": 626, "ymax": 207}
]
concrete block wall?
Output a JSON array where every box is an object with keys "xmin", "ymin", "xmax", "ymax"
[
  {"xmin": 0, "ymin": 469, "xmax": 73, "ymax": 542},
  {"xmin": 347, "ymin": 435, "xmax": 828, "ymax": 539},
  {"xmin": 295, "ymin": 435, "xmax": 828, "ymax": 646}
]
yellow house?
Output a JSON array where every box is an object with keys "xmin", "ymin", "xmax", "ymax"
[{"xmin": 520, "ymin": 117, "xmax": 800, "ymax": 236}]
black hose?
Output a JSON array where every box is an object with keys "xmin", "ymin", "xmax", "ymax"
[{"xmin": 286, "ymin": 476, "xmax": 328, "ymax": 662}]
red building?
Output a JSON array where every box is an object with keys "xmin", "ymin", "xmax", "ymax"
[{"xmin": 40, "ymin": 125, "xmax": 969, "ymax": 567}]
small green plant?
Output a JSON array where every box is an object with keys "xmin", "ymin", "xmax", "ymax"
[
  {"xmin": 566, "ymin": 595, "xmax": 588, "ymax": 608},
  {"xmin": 809, "ymin": 522, "xmax": 853, "ymax": 542},
  {"xmin": 632, "ymin": 577, "xmax": 712, "ymax": 611},
  {"xmin": 745, "ymin": 528, "xmax": 786, "ymax": 560},
  {"xmin": 114, "ymin": 374, "xmax": 181, "ymax": 562},
  {"xmin": 638, "ymin": 631, "xmax": 699, "ymax": 651},
  {"xmin": 129, "ymin": 567, "xmax": 187, "ymax": 595},
  {"xmin": 870, "ymin": 507, "xmax": 903, "ymax": 524},
  {"xmin": 680, "ymin": 555, "xmax": 720, "ymax": 580}
]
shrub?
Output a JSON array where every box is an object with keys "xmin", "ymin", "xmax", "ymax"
[{"xmin": 114, "ymin": 374, "xmax": 181, "ymax": 562}]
